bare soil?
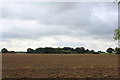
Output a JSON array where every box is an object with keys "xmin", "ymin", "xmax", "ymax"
[{"xmin": 2, "ymin": 54, "xmax": 119, "ymax": 79}]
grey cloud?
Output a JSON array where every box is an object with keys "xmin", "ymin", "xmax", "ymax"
[
  {"xmin": 1, "ymin": 2, "xmax": 118, "ymax": 41},
  {"xmin": 2, "ymin": 2, "xmax": 76, "ymax": 19}
]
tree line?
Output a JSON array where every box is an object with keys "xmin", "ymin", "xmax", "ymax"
[{"xmin": 1, "ymin": 47, "xmax": 120, "ymax": 54}]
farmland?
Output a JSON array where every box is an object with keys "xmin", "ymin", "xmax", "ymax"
[{"xmin": 2, "ymin": 54, "xmax": 119, "ymax": 80}]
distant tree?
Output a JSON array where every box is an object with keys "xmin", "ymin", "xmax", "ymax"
[
  {"xmin": 98, "ymin": 51, "xmax": 102, "ymax": 53},
  {"xmin": 62, "ymin": 47, "xmax": 74, "ymax": 51},
  {"xmin": 1, "ymin": 48, "xmax": 8, "ymax": 53},
  {"xmin": 8, "ymin": 51, "xmax": 16, "ymax": 53},
  {"xmin": 55, "ymin": 47, "xmax": 61, "ymax": 54},
  {"xmin": 85, "ymin": 49, "xmax": 90, "ymax": 54},
  {"xmin": 61, "ymin": 47, "xmax": 74, "ymax": 54},
  {"xmin": 91, "ymin": 50, "xmax": 94, "ymax": 52},
  {"xmin": 75, "ymin": 47, "xmax": 85, "ymax": 54},
  {"xmin": 35, "ymin": 47, "xmax": 44, "ymax": 53},
  {"xmin": 114, "ymin": 47, "xmax": 120, "ymax": 54},
  {"xmin": 27, "ymin": 48, "xmax": 34, "ymax": 53},
  {"xmin": 106, "ymin": 48, "xmax": 114, "ymax": 54},
  {"xmin": 75, "ymin": 47, "xmax": 81, "ymax": 54},
  {"xmin": 43, "ymin": 47, "xmax": 56, "ymax": 54},
  {"xmin": 80, "ymin": 47, "xmax": 86, "ymax": 53},
  {"xmin": 24, "ymin": 47, "xmax": 120, "ymax": 54},
  {"xmin": 100, "ymin": 52, "xmax": 106, "ymax": 54},
  {"xmin": 89, "ymin": 50, "xmax": 95, "ymax": 54},
  {"xmin": 93, "ymin": 52, "xmax": 99, "ymax": 54}
]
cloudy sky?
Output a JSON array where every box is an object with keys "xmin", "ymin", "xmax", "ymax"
[{"xmin": 0, "ymin": 2, "xmax": 118, "ymax": 51}]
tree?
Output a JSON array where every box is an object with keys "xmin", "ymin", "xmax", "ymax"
[
  {"xmin": 75, "ymin": 47, "xmax": 85, "ymax": 54},
  {"xmin": 90, "ymin": 50, "xmax": 95, "ymax": 54},
  {"xmin": 1, "ymin": 48, "xmax": 8, "ymax": 53},
  {"xmin": 62, "ymin": 47, "xmax": 74, "ymax": 51},
  {"xmin": 114, "ymin": 47, "xmax": 120, "ymax": 54},
  {"xmin": 106, "ymin": 48, "xmax": 114, "ymax": 54},
  {"xmin": 80, "ymin": 47, "xmax": 85, "ymax": 53},
  {"xmin": 44, "ymin": 47, "xmax": 55, "ymax": 54},
  {"xmin": 113, "ymin": 1, "xmax": 120, "ymax": 40},
  {"xmin": 35, "ymin": 47, "xmax": 44, "ymax": 53},
  {"xmin": 93, "ymin": 52, "xmax": 99, "ymax": 54},
  {"xmin": 27, "ymin": 48, "xmax": 34, "ymax": 53},
  {"xmin": 85, "ymin": 49, "xmax": 90, "ymax": 54},
  {"xmin": 98, "ymin": 51, "xmax": 102, "ymax": 53},
  {"xmin": 56, "ymin": 47, "xmax": 61, "ymax": 54},
  {"xmin": 8, "ymin": 51, "xmax": 16, "ymax": 53},
  {"xmin": 114, "ymin": 27, "xmax": 120, "ymax": 40},
  {"xmin": 114, "ymin": 0, "xmax": 120, "ymax": 4}
]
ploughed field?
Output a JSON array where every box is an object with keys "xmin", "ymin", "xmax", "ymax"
[{"xmin": 2, "ymin": 54, "xmax": 119, "ymax": 79}]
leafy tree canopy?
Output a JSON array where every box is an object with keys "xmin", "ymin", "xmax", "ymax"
[{"xmin": 114, "ymin": 27, "xmax": 120, "ymax": 40}]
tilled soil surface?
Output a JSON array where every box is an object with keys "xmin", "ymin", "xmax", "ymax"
[{"xmin": 2, "ymin": 54, "xmax": 119, "ymax": 80}]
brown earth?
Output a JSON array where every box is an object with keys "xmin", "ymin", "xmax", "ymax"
[{"xmin": 2, "ymin": 54, "xmax": 119, "ymax": 79}]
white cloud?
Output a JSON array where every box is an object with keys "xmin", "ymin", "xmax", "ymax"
[
  {"xmin": 0, "ymin": 2, "xmax": 118, "ymax": 51},
  {"xmin": 0, "ymin": 36, "xmax": 117, "ymax": 51}
]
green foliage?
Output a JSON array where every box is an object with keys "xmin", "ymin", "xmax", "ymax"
[
  {"xmin": 118, "ymin": 1, "xmax": 120, "ymax": 4},
  {"xmin": 25, "ymin": 47, "xmax": 99, "ymax": 54},
  {"xmin": 106, "ymin": 48, "xmax": 114, "ymax": 54},
  {"xmin": 114, "ymin": 27, "xmax": 120, "ymax": 40},
  {"xmin": 8, "ymin": 51, "xmax": 16, "ymax": 53},
  {"xmin": 27, "ymin": 48, "xmax": 34, "ymax": 53},
  {"xmin": 113, "ymin": 2, "xmax": 120, "ymax": 40},
  {"xmin": 100, "ymin": 52, "xmax": 108, "ymax": 54},
  {"xmin": 114, "ymin": 47, "xmax": 120, "ymax": 54},
  {"xmin": 1, "ymin": 48, "xmax": 8, "ymax": 53},
  {"xmin": 75, "ymin": 47, "xmax": 86, "ymax": 54},
  {"xmin": 1, "ymin": 47, "xmax": 120, "ymax": 54}
]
